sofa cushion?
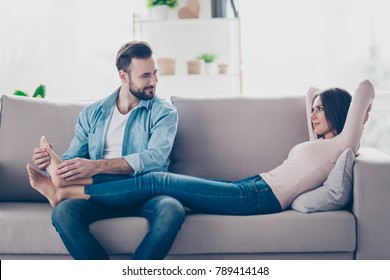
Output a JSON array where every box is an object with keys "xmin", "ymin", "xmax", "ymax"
[
  {"xmin": 0, "ymin": 95, "xmax": 90, "ymax": 202},
  {"xmin": 171, "ymin": 210, "xmax": 356, "ymax": 255},
  {"xmin": 170, "ymin": 96, "xmax": 309, "ymax": 180},
  {"xmin": 0, "ymin": 202, "xmax": 148, "ymax": 255},
  {"xmin": 0, "ymin": 203, "xmax": 355, "ymax": 256},
  {"xmin": 291, "ymin": 148, "xmax": 355, "ymax": 213}
]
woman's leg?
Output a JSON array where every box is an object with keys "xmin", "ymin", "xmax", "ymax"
[
  {"xmin": 85, "ymin": 173, "xmax": 281, "ymax": 215},
  {"xmin": 40, "ymin": 136, "xmax": 92, "ymax": 188},
  {"xmin": 27, "ymin": 164, "xmax": 88, "ymax": 207}
]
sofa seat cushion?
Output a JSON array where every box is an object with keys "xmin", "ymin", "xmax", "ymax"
[
  {"xmin": 0, "ymin": 202, "xmax": 355, "ymax": 256},
  {"xmin": 170, "ymin": 210, "xmax": 356, "ymax": 254},
  {"xmin": 0, "ymin": 202, "xmax": 148, "ymax": 255},
  {"xmin": 0, "ymin": 203, "xmax": 67, "ymax": 254}
]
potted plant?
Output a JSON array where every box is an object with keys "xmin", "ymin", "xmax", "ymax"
[
  {"xmin": 197, "ymin": 53, "xmax": 218, "ymax": 75},
  {"xmin": 13, "ymin": 84, "xmax": 46, "ymax": 98},
  {"xmin": 147, "ymin": 0, "xmax": 178, "ymax": 20}
]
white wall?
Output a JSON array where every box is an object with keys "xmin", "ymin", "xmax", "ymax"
[
  {"xmin": 0, "ymin": 0, "xmax": 216, "ymax": 100},
  {"xmin": 2, "ymin": 0, "xmax": 390, "ymax": 100},
  {"xmin": 0, "ymin": 0, "xmax": 144, "ymax": 100},
  {"xmin": 240, "ymin": 0, "xmax": 390, "ymax": 96}
]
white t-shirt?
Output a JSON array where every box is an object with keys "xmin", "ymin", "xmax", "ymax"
[{"xmin": 103, "ymin": 105, "xmax": 132, "ymax": 159}]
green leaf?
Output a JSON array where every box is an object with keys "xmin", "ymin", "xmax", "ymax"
[
  {"xmin": 147, "ymin": 0, "xmax": 177, "ymax": 8},
  {"xmin": 13, "ymin": 90, "xmax": 28, "ymax": 97},
  {"xmin": 197, "ymin": 53, "xmax": 217, "ymax": 63},
  {"xmin": 33, "ymin": 84, "xmax": 46, "ymax": 98}
]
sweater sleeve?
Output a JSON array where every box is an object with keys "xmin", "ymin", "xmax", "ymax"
[
  {"xmin": 306, "ymin": 87, "xmax": 320, "ymax": 141},
  {"xmin": 339, "ymin": 79, "xmax": 375, "ymax": 154}
]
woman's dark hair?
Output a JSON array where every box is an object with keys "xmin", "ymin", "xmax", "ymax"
[
  {"xmin": 313, "ymin": 88, "xmax": 352, "ymax": 137},
  {"xmin": 115, "ymin": 41, "xmax": 153, "ymax": 72}
]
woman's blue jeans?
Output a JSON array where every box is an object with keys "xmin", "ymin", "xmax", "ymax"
[{"xmin": 85, "ymin": 173, "xmax": 282, "ymax": 215}]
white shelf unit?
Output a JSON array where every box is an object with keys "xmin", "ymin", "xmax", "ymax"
[{"xmin": 133, "ymin": 16, "xmax": 242, "ymax": 99}]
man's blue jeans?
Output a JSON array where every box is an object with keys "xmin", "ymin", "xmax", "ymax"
[
  {"xmin": 52, "ymin": 175, "xmax": 185, "ymax": 260},
  {"xmin": 85, "ymin": 173, "xmax": 282, "ymax": 216}
]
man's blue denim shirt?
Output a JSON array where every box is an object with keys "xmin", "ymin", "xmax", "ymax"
[{"xmin": 61, "ymin": 88, "xmax": 178, "ymax": 176}]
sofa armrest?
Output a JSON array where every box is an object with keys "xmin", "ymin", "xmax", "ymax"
[{"xmin": 353, "ymin": 147, "xmax": 390, "ymax": 259}]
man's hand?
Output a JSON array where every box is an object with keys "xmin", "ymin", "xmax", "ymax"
[
  {"xmin": 57, "ymin": 158, "xmax": 98, "ymax": 181},
  {"xmin": 32, "ymin": 143, "xmax": 53, "ymax": 170}
]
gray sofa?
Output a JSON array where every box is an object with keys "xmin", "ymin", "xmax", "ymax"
[{"xmin": 1, "ymin": 94, "xmax": 389, "ymax": 260}]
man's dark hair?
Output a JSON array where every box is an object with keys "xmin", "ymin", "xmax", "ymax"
[
  {"xmin": 116, "ymin": 41, "xmax": 153, "ymax": 72},
  {"xmin": 313, "ymin": 88, "xmax": 352, "ymax": 137}
]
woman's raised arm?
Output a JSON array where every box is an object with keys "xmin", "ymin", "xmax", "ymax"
[
  {"xmin": 305, "ymin": 87, "xmax": 320, "ymax": 141},
  {"xmin": 340, "ymin": 79, "xmax": 375, "ymax": 153}
]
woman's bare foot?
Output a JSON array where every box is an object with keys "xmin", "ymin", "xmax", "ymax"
[
  {"xmin": 27, "ymin": 163, "xmax": 90, "ymax": 206},
  {"xmin": 40, "ymin": 136, "xmax": 92, "ymax": 188},
  {"xmin": 27, "ymin": 163, "xmax": 61, "ymax": 207},
  {"xmin": 40, "ymin": 136, "xmax": 68, "ymax": 188}
]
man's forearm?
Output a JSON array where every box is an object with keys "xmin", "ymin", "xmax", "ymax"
[{"xmin": 95, "ymin": 158, "xmax": 134, "ymax": 175}]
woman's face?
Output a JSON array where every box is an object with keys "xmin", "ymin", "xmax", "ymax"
[{"xmin": 310, "ymin": 96, "xmax": 335, "ymax": 139}]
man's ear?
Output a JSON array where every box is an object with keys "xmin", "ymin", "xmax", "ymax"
[{"xmin": 119, "ymin": 70, "xmax": 128, "ymax": 83}]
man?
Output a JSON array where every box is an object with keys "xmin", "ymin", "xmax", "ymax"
[{"xmin": 32, "ymin": 41, "xmax": 185, "ymax": 260}]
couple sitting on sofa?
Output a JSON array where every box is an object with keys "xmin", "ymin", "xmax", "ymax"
[{"xmin": 28, "ymin": 40, "xmax": 375, "ymax": 260}]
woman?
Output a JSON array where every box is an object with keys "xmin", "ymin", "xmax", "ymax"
[{"xmin": 27, "ymin": 80, "xmax": 375, "ymax": 215}]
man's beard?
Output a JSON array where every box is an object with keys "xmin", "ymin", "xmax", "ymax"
[{"xmin": 129, "ymin": 82, "xmax": 155, "ymax": 100}]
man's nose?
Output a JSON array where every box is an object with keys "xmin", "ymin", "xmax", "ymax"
[{"xmin": 149, "ymin": 75, "xmax": 157, "ymax": 86}]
